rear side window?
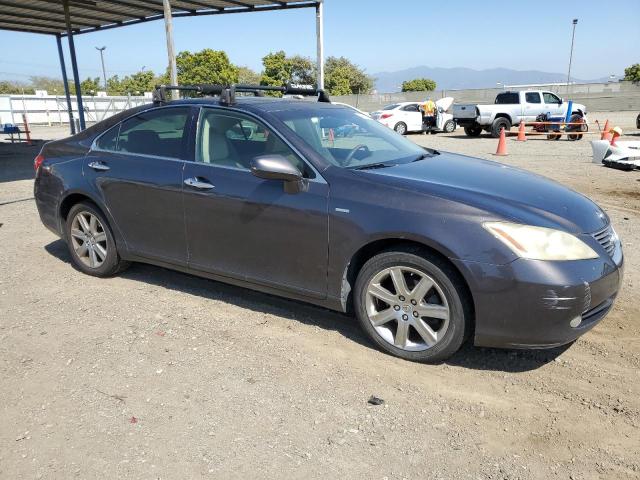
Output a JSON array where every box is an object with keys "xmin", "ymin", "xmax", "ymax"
[
  {"xmin": 402, "ymin": 104, "xmax": 420, "ymax": 112},
  {"xmin": 525, "ymin": 92, "xmax": 541, "ymax": 104},
  {"xmin": 116, "ymin": 107, "xmax": 190, "ymax": 159},
  {"xmin": 495, "ymin": 92, "xmax": 520, "ymax": 104}
]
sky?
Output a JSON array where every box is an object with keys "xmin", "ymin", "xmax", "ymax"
[{"xmin": 1, "ymin": 0, "xmax": 638, "ymax": 84}]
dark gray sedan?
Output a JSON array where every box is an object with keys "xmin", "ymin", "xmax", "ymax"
[{"xmin": 34, "ymin": 92, "xmax": 624, "ymax": 362}]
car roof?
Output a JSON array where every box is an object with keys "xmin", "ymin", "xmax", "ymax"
[{"xmin": 164, "ymin": 96, "xmax": 346, "ymax": 114}]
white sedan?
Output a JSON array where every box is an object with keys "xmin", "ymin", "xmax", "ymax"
[{"xmin": 370, "ymin": 98, "xmax": 456, "ymax": 135}]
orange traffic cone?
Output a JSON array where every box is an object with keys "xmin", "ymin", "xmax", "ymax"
[
  {"xmin": 610, "ymin": 127, "xmax": 622, "ymax": 146},
  {"xmin": 494, "ymin": 128, "xmax": 508, "ymax": 155},
  {"xmin": 516, "ymin": 120, "xmax": 527, "ymax": 141},
  {"xmin": 600, "ymin": 119, "xmax": 611, "ymax": 141}
]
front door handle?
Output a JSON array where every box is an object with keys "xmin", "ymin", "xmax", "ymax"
[
  {"xmin": 184, "ymin": 177, "xmax": 215, "ymax": 190},
  {"xmin": 88, "ymin": 161, "xmax": 110, "ymax": 171}
]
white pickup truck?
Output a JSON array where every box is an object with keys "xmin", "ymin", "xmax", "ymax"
[{"xmin": 453, "ymin": 90, "xmax": 587, "ymax": 138}]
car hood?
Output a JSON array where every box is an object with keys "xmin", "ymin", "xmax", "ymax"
[{"xmin": 358, "ymin": 152, "xmax": 608, "ymax": 234}]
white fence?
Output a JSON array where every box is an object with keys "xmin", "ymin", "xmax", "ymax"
[{"xmin": 0, "ymin": 93, "xmax": 151, "ymax": 126}]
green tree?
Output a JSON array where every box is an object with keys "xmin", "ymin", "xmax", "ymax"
[
  {"xmin": 80, "ymin": 77, "xmax": 101, "ymax": 95},
  {"xmin": 623, "ymin": 63, "xmax": 640, "ymax": 83},
  {"xmin": 238, "ymin": 66, "xmax": 261, "ymax": 85},
  {"xmin": 175, "ymin": 49, "xmax": 239, "ymax": 85},
  {"xmin": 261, "ymin": 51, "xmax": 315, "ymax": 88},
  {"xmin": 29, "ymin": 76, "xmax": 65, "ymax": 94},
  {"xmin": 0, "ymin": 80, "xmax": 29, "ymax": 94},
  {"xmin": 401, "ymin": 78, "xmax": 437, "ymax": 92},
  {"xmin": 120, "ymin": 71, "xmax": 157, "ymax": 94},
  {"xmin": 324, "ymin": 56, "xmax": 373, "ymax": 95}
]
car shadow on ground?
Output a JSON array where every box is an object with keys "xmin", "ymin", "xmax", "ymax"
[{"xmin": 44, "ymin": 239, "xmax": 568, "ymax": 373}]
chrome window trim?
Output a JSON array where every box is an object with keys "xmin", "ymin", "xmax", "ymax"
[{"xmin": 195, "ymin": 105, "xmax": 327, "ymax": 184}]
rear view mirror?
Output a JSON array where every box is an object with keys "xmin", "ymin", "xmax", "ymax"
[{"xmin": 250, "ymin": 155, "xmax": 307, "ymax": 194}]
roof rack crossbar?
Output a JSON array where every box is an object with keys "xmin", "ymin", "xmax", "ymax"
[{"xmin": 153, "ymin": 83, "xmax": 331, "ymax": 105}]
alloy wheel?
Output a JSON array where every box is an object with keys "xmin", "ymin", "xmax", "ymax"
[
  {"xmin": 70, "ymin": 211, "xmax": 108, "ymax": 268},
  {"xmin": 365, "ymin": 266, "xmax": 450, "ymax": 351}
]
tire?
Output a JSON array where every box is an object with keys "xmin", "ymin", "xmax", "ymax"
[
  {"xmin": 394, "ymin": 122, "xmax": 407, "ymax": 135},
  {"xmin": 354, "ymin": 248, "xmax": 471, "ymax": 363},
  {"xmin": 65, "ymin": 201, "xmax": 130, "ymax": 277},
  {"xmin": 491, "ymin": 117, "xmax": 512, "ymax": 138},
  {"xmin": 463, "ymin": 125, "xmax": 482, "ymax": 137},
  {"xmin": 443, "ymin": 120, "xmax": 456, "ymax": 133},
  {"xmin": 567, "ymin": 113, "xmax": 587, "ymax": 141}
]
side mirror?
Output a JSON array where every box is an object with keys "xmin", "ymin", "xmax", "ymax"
[{"xmin": 250, "ymin": 155, "xmax": 307, "ymax": 194}]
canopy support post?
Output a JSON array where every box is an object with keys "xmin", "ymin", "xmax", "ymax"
[
  {"xmin": 315, "ymin": 0, "xmax": 324, "ymax": 90},
  {"xmin": 63, "ymin": 0, "xmax": 85, "ymax": 131},
  {"xmin": 163, "ymin": 0, "xmax": 179, "ymax": 97},
  {"xmin": 55, "ymin": 34, "xmax": 76, "ymax": 135}
]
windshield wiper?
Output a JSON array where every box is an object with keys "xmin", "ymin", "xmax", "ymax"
[
  {"xmin": 412, "ymin": 150, "xmax": 439, "ymax": 162},
  {"xmin": 352, "ymin": 162, "xmax": 395, "ymax": 170}
]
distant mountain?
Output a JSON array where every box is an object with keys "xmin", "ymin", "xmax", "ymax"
[{"xmin": 371, "ymin": 66, "xmax": 609, "ymax": 92}]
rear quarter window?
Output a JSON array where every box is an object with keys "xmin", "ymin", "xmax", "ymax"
[{"xmin": 495, "ymin": 93, "xmax": 520, "ymax": 104}]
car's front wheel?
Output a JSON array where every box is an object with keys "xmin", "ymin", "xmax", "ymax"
[
  {"xmin": 354, "ymin": 249, "xmax": 470, "ymax": 362},
  {"xmin": 65, "ymin": 201, "xmax": 129, "ymax": 277}
]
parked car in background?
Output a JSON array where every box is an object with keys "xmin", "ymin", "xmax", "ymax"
[
  {"xmin": 453, "ymin": 90, "xmax": 588, "ymax": 138},
  {"xmin": 370, "ymin": 98, "xmax": 456, "ymax": 135},
  {"xmin": 34, "ymin": 85, "xmax": 623, "ymax": 363},
  {"xmin": 636, "ymin": 112, "xmax": 640, "ymax": 129},
  {"xmin": 332, "ymin": 101, "xmax": 370, "ymax": 117}
]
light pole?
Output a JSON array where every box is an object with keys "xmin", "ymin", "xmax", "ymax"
[
  {"xmin": 566, "ymin": 19, "xmax": 578, "ymax": 95},
  {"xmin": 95, "ymin": 46, "xmax": 107, "ymax": 91}
]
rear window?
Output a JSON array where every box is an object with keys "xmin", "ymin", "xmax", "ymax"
[
  {"xmin": 383, "ymin": 104, "xmax": 401, "ymax": 110},
  {"xmin": 495, "ymin": 93, "xmax": 520, "ymax": 104}
]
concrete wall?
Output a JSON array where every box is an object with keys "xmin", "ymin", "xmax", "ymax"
[{"xmin": 333, "ymin": 81, "xmax": 640, "ymax": 113}]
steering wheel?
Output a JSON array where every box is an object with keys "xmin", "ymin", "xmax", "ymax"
[{"xmin": 342, "ymin": 144, "xmax": 371, "ymax": 166}]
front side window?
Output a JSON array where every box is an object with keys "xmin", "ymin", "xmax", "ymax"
[
  {"xmin": 525, "ymin": 92, "xmax": 541, "ymax": 104},
  {"xmin": 273, "ymin": 105, "xmax": 428, "ymax": 169},
  {"xmin": 95, "ymin": 124, "xmax": 119, "ymax": 151},
  {"xmin": 196, "ymin": 109, "xmax": 312, "ymax": 177},
  {"xmin": 543, "ymin": 92, "xmax": 561, "ymax": 104},
  {"xmin": 116, "ymin": 107, "xmax": 190, "ymax": 159}
]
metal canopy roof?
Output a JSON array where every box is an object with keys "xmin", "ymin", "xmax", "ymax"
[{"xmin": 0, "ymin": 0, "xmax": 319, "ymax": 36}]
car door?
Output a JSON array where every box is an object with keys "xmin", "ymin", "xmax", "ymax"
[
  {"xmin": 84, "ymin": 106, "xmax": 193, "ymax": 265},
  {"xmin": 182, "ymin": 107, "xmax": 329, "ymax": 297},
  {"xmin": 401, "ymin": 103, "xmax": 422, "ymax": 131},
  {"xmin": 542, "ymin": 92, "xmax": 564, "ymax": 117},
  {"xmin": 524, "ymin": 92, "xmax": 543, "ymax": 122}
]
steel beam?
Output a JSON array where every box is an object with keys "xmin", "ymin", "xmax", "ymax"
[{"xmin": 56, "ymin": 34, "xmax": 76, "ymax": 134}]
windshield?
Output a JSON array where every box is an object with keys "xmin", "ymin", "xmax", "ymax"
[{"xmin": 271, "ymin": 105, "xmax": 430, "ymax": 169}]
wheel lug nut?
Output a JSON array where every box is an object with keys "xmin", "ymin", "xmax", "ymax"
[
  {"xmin": 411, "ymin": 299, "xmax": 417, "ymax": 305},
  {"xmin": 393, "ymin": 305, "xmax": 400, "ymax": 311},
  {"xmin": 402, "ymin": 314, "xmax": 408, "ymax": 321},
  {"xmin": 399, "ymin": 295, "xmax": 405, "ymax": 301},
  {"xmin": 413, "ymin": 311, "xmax": 419, "ymax": 317}
]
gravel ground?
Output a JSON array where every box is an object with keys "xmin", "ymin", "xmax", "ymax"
[{"xmin": 0, "ymin": 111, "xmax": 639, "ymax": 479}]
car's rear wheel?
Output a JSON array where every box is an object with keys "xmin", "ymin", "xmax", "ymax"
[
  {"xmin": 443, "ymin": 120, "xmax": 456, "ymax": 133},
  {"xmin": 354, "ymin": 249, "xmax": 470, "ymax": 362},
  {"xmin": 65, "ymin": 201, "xmax": 129, "ymax": 277},
  {"xmin": 567, "ymin": 113, "xmax": 587, "ymax": 141},
  {"xmin": 491, "ymin": 117, "xmax": 512, "ymax": 138},
  {"xmin": 463, "ymin": 125, "xmax": 482, "ymax": 137},
  {"xmin": 394, "ymin": 122, "xmax": 407, "ymax": 135}
]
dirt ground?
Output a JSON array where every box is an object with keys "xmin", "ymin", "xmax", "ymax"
[{"xmin": 1, "ymin": 111, "xmax": 639, "ymax": 479}]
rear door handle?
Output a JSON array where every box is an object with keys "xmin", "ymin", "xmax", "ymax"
[
  {"xmin": 184, "ymin": 177, "xmax": 215, "ymax": 190},
  {"xmin": 88, "ymin": 161, "xmax": 110, "ymax": 171}
]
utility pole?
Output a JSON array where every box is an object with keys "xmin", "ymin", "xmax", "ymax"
[
  {"xmin": 316, "ymin": 0, "xmax": 324, "ymax": 90},
  {"xmin": 566, "ymin": 19, "xmax": 578, "ymax": 96},
  {"xmin": 95, "ymin": 46, "xmax": 107, "ymax": 90},
  {"xmin": 163, "ymin": 0, "xmax": 178, "ymax": 97}
]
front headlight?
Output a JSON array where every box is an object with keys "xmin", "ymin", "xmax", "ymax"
[{"xmin": 483, "ymin": 222, "xmax": 599, "ymax": 261}]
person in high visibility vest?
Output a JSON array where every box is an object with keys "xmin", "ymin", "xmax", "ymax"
[{"xmin": 421, "ymin": 98, "xmax": 436, "ymax": 131}]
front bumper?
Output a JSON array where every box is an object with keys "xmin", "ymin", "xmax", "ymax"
[{"xmin": 453, "ymin": 246, "xmax": 624, "ymax": 349}]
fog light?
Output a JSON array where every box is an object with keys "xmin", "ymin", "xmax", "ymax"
[{"xmin": 570, "ymin": 316, "xmax": 582, "ymax": 328}]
